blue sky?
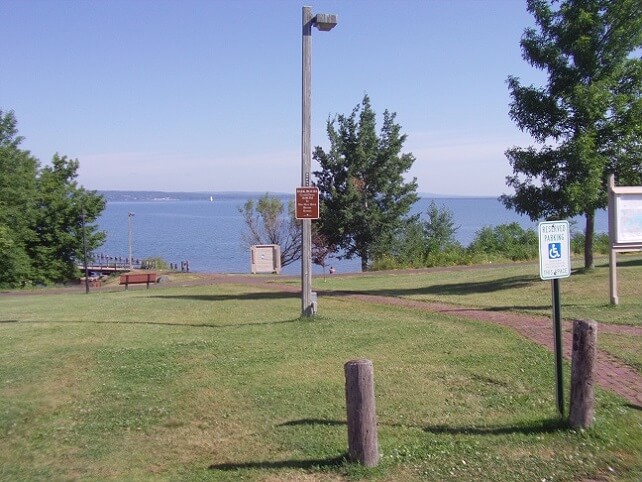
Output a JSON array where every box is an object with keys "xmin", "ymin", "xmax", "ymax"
[{"xmin": 1, "ymin": 0, "xmax": 546, "ymax": 196}]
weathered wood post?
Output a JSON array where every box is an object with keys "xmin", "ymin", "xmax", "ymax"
[
  {"xmin": 344, "ymin": 359, "xmax": 379, "ymax": 467},
  {"xmin": 569, "ymin": 319, "xmax": 597, "ymax": 429}
]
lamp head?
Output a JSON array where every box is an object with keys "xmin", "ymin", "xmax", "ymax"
[{"xmin": 313, "ymin": 13, "xmax": 338, "ymax": 31}]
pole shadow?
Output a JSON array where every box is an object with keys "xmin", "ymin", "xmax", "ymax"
[{"xmin": 208, "ymin": 455, "xmax": 346, "ymax": 472}]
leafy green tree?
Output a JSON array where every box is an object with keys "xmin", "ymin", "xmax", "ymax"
[
  {"xmin": 0, "ymin": 109, "xmax": 106, "ymax": 287},
  {"xmin": 239, "ymin": 193, "xmax": 301, "ymax": 268},
  {"xmin": 423, "ymin": 201, "xmax": 461, "ymax": 259},
  {"xmin": 502, "ymin": 0, "xmax": 642, "ymax": 269},
  {"xmin": 30, "ymin": 154, "xmax": 106, "ymax": 283},
  {"xmin": 0, "ymin": 110, "xmax": 38, "ymax": 286},
  {"xmin": 313, "ymin": 95, "xmax": 418, "ymax": 271},
  {"xmin": 382, "ymin": 202, "xmax": 461, "ymax": 269}
]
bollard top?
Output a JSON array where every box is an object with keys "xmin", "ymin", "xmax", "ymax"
[{"xmin": 344, "ymin": 359, "xmax": 373, "ymax": 367}]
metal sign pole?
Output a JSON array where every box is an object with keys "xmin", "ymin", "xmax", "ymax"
[
  {"xmin": 551, "ymin": 278, "xmax": 564, "ymax": 417},
  {"xmin": 539, "ymin": 220, "xmax": 570, "ymax": 418}
]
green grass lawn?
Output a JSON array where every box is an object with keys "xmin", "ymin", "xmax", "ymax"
[
  {"xmin": 315, "ymin": 255, "xmax": 642, "ymax": 326},
  {"xmin": 1, "ymin": 276, "xmax": 641, "ymax": 480}
]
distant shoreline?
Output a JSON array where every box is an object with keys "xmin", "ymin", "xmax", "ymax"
[{"xmin": 98, "ymin": 190, "xmax": 499, "ymax": 203}]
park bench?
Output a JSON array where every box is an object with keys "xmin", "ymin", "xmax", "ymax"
[{"xmin": 119, "ymin": 272, "xmax": 157, "ymax": 290}]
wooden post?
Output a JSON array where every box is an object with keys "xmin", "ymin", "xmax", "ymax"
[
  {"xmin": 569, "ymin": 319, "xmax": 597, "ymax": 429},
  {"xmin": 344, "ymin": 359, "xmax": 379, "ymax": 467}
]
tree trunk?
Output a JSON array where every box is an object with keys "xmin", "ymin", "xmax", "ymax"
[
  {"xmin": 584, "ymin": 212, "xmax": 595, "ymax": 270},
  {"xmin": 361, "ymin": 257, "xmax": 368, "ymax": 272}
]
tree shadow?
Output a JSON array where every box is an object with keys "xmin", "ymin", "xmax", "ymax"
[
  {"xmin": 596, "ymin": 257, "xmax": 642, "ymax": 269},
  {"xmin": 423, "ymin": 418, "xmax": 567, "ymax": 435},
  {"xmin": 8, "ymin": 317, "xmax": 302, "ymax": 329},
  {"xmin": 325, "ymin": 275, "xmax": 538, "ymax": 300},
  {"xmin": 150, "ymin": 291, "xmax": 300, "ymax": 302}
]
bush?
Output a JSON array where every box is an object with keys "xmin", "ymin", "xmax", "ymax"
[
  {"xmin": 572, "ymin": 231, "xmax": 610, "ymax": 255},
  {"xmin": 468, "ymin": 223, "xmax": 538, "ymax": 261},
  {"xmin": 372, "ymin": 202, "xmax": 463, "ymax": 270}
]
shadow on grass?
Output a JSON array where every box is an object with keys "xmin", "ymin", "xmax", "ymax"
[
  {"xmin": 209, "ymin": 417, "xmax": 569, "ymax": 472},
  {"xmin": 7, "ymin": 318, "xmax": 303, "ymax": 329},
  {"xmin": 208, "ymin": 455, "xmax": 346, "ymax": 472},
  {"xmin": 150, "ymin": 291, "xmax": 299, "ymax": 302},
  {"xmin": 278, "ymin": 418, "xmax": 346, "ymax": 427},
  {"xmin": 596, "ymin": 257, "xmax": 642, "ymax": 269},
  {"xmin": 325, "ymin": 275, "xmax": 539, "ymax": 300},
  {"xmin": 423, "ymin": 417, "xmax": 567, "ymax": 436},
  {"xmin": 483, "ymin": 305, "xmax": 550, "ymax": 312},
  {"xmin": 277, "ymin": 416, "xmax": 568, "ymax": 436}
]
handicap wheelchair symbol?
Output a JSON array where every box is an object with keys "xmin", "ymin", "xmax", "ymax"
[{"xmin": 548, "ymin": 242, "xmax": 562, "ymax": 259}]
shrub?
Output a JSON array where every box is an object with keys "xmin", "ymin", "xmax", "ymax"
[
  {"xmin": 372, "ymin": 202, "xmax": 462, "ymax": 270},
  {"xmin": 468, "ymin": 223, "xmax": 538, "ymax": 261},
  {"xmin": 572, "ymin": 231, "xmax": 610, "ymax": 255}
]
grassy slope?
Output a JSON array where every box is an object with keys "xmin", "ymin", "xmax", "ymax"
[
  {"xmin": 0, "ymin": 272, "xmax": 641, "ymax": 481},
  {"xmin": 314, "ymin": 256, "xmax": 642, "ymax": 326}
]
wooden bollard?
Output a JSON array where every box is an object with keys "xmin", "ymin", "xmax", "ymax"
[
  {"xmin": 344, "ymin": 359, "xmax": 379, "ymax": 467},
  {"xmin": 569, "ymin": 319, "xmax": 597, "ymax": 429}
]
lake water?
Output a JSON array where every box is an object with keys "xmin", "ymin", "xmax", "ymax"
[{"xmin": 95, "ymin": 195, "xmax": 608, "ymax": 275}]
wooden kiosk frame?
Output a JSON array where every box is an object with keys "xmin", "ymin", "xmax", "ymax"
[{"xmin": 608, "ymin": 175, "xmax": 642, "ymax": 305}]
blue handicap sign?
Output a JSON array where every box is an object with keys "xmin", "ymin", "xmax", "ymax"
[{"xmin": 548, "ymin": 242, "xmax": 562, "ymax": 259}]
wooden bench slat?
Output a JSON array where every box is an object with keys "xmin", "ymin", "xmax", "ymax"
[{"xmin": 119, "ymin": 273, "xmax": 157, "ymax": 289}]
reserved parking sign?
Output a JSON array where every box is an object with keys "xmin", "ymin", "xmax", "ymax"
[{"xmin": 538, "ymin": 220, "xmax": 571, "ymax": 280}]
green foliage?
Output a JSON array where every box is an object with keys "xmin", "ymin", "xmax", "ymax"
[
  {"xmin": 314, "ymin": 94, "xmax": 418, "ymax": 271},
  {"xmin": 372, "ymin": 201, "xmax": 466, "ymax": 269},
  {"xmin": 572, "ymin": 231, "xmax": 610, "ymax": 255},
  {"xmin": 239, "ymin": 193, "xmax": 301, "ymax": 267},
  {"xmin": 0, "ymin": 110, "xmax": 106, "ymax": 287},
  {"xmin": 468, "ymin": 223, "xmax": 539, "ymax": 261},
  {"xmin": 502, "ymin": 0, "xmax": 642, "ymax": 269}
]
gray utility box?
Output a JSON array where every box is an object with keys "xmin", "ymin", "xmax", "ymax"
[{"xmin": 250, "ymin": 244, "xmax": 282, "ymax": 274}]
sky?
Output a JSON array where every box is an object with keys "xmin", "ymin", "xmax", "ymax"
[{"xmin": 1, "ymin": 0, "xmax": 548, "ymax": 197}]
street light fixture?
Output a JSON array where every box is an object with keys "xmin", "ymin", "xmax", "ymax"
[
  {"xmin": 301, "ymin": 6, "xmax": 338, "ymax": 317},
  {"xmin": 80, "ymin": 202, "xmax": 90, "ymax": 294}
]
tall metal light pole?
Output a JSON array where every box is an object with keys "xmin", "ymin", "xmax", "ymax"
[
  {"xmin": 301, "ymin": 6, "xmax": 338, "ymax": 317},
  {"xmin": 80, "ymin": 202, "xmax": 90, "ymax": 294},
  {"xmin": 128, "ymin": 212, "xmax": 135, "ymax": 270}
]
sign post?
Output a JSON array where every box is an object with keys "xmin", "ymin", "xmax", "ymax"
[{"xmin": 538, "ymin": 220, "xmax": 571, "ymax": 417}]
